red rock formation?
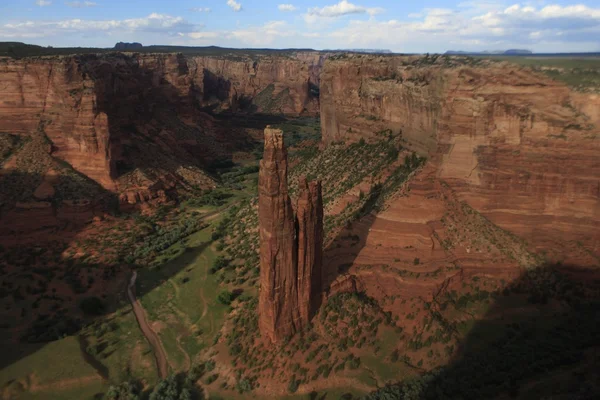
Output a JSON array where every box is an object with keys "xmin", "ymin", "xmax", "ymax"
[
  {"xmin": 319, "ymin": 54, "xmax": 600, "ymax": 262},
  {"xmin": 0, "ymin": 52, "xmax": 323, "ymax": 197},
  {"xmin": 258, "ymin": 127, "xmax": 300, "ymax": 343},
  {"xmin": 258, "ymin": 128, "xmax": 324, "ymax": 343},
  {"xmin": 194, "ymin": 53, "xmax": 323, "ymax": 115},
  {"xmin": 296, "ymin": 178, "xmax": 323, "ymax": 325}
]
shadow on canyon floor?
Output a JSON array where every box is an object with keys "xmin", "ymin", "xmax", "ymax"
[
  {"xmin": 364, "ymin": 262, "xmax": 600, "ymax": 400},
  {"xmin": 0, "ymin": 223, "xmax": 214, "ymax": 377},
  {"xmin": 322, "ymin": 195, "xmax": 380, "ymax": 293},
  {"xmin": 0, "ymin": 174, "xmax": 217, "ymax": 380}
]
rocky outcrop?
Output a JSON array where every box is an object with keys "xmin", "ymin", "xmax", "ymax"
[
  {"xmin": 114, "ymin": 42, "xmax": 143, "ymax": 50},
  {"xmin": 320, "ymin": 54, "xmax": 600, "ymax": 261},
  {"xmin": 0, "ymin": 52, "xmax": 323, "ymax": 195},
  {"xmin": 258, "ymin": 128, "xmax": 323, "ymax": 343},
  {"xmin": 194, "ymin": 53, "xmax": 322, "ymax": 115},
  {"xmin": 258, "ymin": 127, "xmax": 300, "ymax": 342},
  {"xmin": 296, "ymin": 178, "xmax": 324, "ymax": 325}
]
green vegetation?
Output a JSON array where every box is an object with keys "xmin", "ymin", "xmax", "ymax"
[
  {"xmin": 365, "ymin": 266, "xmax": 600, "ymax": 399},
  {"xmin": 79, "ymin": 296, "xmax": 106, "ymax": 316},
  {"xmin": 485, "ymin": 56, "xmax": 600, "ymax": 92}
]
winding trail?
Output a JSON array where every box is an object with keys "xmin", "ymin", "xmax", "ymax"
[
  {"xmin": 127, "ymin": 271, "xmax": 169, "ymax": 379},
  {"xmin": 198, "ymin": 254, "xmax": 214, "ymax": 334}
]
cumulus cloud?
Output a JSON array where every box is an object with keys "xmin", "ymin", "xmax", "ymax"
[
  {"xmin": 190, "ymin": 7, "xmax": 211, "ymax": 13},
  {"xmin": 278, "ymin": 4, "xmax": 297, "ymax": 12},
  {"xmin": 65, "ymin": 1, "xmax": 97, "ymax": 7},
  {"xmin": 228, "ymin": 21, "xmax": 291, "ymax": 45},
  {"xmin": 35, "ymin": 0, "xmax": 52, "ymax": 6},
  {"xmin": 324, "ymin": 3, "xmax": 600, "ymax": 52},
  {"xmin": 5, "ymin": 2, "xmax": 600, "ymax": 53},
  {"xmin": 188, "ymin": 31, "xmax": 219, "ymax": 39},
  {"xmin": 227, "ymin": 0, "xmax": 242, "ymax": 12},
  {"xmin": 307, "ymin": 1, "xmax": 383, "ymax": 18},
  {"xmin": 0, "ymin": 13, "xmax": 195, "ymax": 39}
]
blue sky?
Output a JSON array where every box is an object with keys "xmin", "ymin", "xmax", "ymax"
[{"xmin": 1, "ymin": 1, "xmax": 599, "ymax": 52}]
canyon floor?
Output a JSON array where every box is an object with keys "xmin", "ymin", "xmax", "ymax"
[{"xmin": 1, "ymin": 51, "xmax": 599, "ymax": 400}]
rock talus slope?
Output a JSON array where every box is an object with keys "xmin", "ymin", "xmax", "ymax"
[{"xmin": 258, "ymin": 128, "xmax": 324, "ymax": 343}]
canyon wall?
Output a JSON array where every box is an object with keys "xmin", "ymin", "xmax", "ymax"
[
  {"xmin": 0, "ymin": 52, "xmax": 323, "ymax": 233},
  {"xmin": 320, "ymin": 54, "xmax": 600, "ymax": 259},
  {"xmin": 195, "ymin": 52, "xmax": 322, "ymax": 115},
  {"xmin": 0, "ymin": 51, "xmax": 322, "ymax": 189},
  {"xmin": 258, "ymin": 128, "xmax": 323, "ymax": 343}
]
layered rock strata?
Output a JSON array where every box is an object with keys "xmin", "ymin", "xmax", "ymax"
[
  {"xmin": 0, "ymin": 52, "xmax": 323, "ymax": 194},
  {"xmin": 0, "ymin": 52, "xmax": 325, "ymax": 233},
  {"xmin": 258, "ymin": 128, "xmax": 323, "ymax": 343},
  {"xmin": 320, "ymin": 54, "xmax": 600, "ymax": 261}
]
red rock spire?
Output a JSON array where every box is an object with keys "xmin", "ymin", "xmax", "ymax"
[
  {"xmin": 258, "ymin": 127, "xmax": 323, "ymax": 343},
  {"xmin": 296, "ymin": 178, "xmax": 323, "ymax": 326}
]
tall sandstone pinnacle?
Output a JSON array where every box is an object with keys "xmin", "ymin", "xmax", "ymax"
[
  {"xmin": 258, "ymin": 127, "xmax": 323, "ymax": 343},
  {"xmin": 296, "ymin": 178, "xmax": 324, "ymax": 326}
]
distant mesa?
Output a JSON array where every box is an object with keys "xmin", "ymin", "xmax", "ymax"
[
  {"xmin": 445, "ymin": 49, "xmax": 532, "ymax": 55},
  {"xmin": 114, "ymin": 42, "xmax": 143, "ymax": 50},
  {"xmin": 325, "ymin": 48, "xmax": 392, "ymax": 54}
]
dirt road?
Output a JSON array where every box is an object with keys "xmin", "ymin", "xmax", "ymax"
[{"xmin": 127, "ymin": 271, "xmax": 169, "ymax": 379}]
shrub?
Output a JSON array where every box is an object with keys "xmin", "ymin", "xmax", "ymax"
[
  {"xmin": 288, "ymin": 376, "xmax": 300, "ymax": 393},
  {"xmin": 217, "ymin": 291, "xmax": 234, "ymax": 305},
  {"xmin": 79, "ymin": 296, "xmax": 105, "ymax": 315}
]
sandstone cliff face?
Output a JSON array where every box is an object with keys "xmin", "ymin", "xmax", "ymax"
[
  {"xmin": 296, "ymin": 178, "xmax": 324, "ymax": 325},
  {"xmin": 258, "ymin": 127, "xmax": 300, "ymax": 342},
  {"xmin": 0, "ymin": 57, "xmax": 114, "ymax": 189},
  {"xmin": 194, "ymin": 53, "xmax": 322, "ymax": 115},
  {"xmin": 258, "ymin": 128, "xmax": 323, "ymax": 343},
  {"xmin": 320, "ymin": 55, "xmax": 600, "ymax": 259},
  {"xmin": 0, "ymin": 51, "xmax": 323, "ymax": 232}
]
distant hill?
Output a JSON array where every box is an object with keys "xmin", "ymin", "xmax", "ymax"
[
  {"xmin": 0, "ymin": 41, "xmax": 320, "ymax": 59},
  {"xmin": 504, "ymin": 49, "xmax": 533, "ymax": 55},
  {"xmin": 325, "ymin": 49, "xmax": 392, "ymax": 54},
  {"xmin": 114, "ymin": 42, "xmax": 143, "ymax": 50},
  {"xmin": 445, "ymin": 49, "xmax": 533, "ymax": 55}
]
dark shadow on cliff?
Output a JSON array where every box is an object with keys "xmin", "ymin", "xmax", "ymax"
[
  {"xmin": 322, "ymin": 187, "xmax": 382, "ymax": 295},
  {"xmin": 364, "ymin": 263, "xmax": 600, "ymax": 400},
  {"xmin": 77, "ymin": 54, "xmax": 259, "ymax": 184},
  {"xmin": 0, "ymin": 173, "xmax": 217, "ymax": 389}
]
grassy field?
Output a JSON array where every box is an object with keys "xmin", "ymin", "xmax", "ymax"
[
  {"xmin": 137, "ymin": 223, "xmax": 230, "ymax": 373},
  {"xmin": 0, "ymin": 155, "xmax": 259, "ymax": 399}
]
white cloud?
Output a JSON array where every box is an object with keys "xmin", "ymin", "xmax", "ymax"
[
  {"xmin": 65, "ymin": 1, "xmax": 97, "ymax": 7},
  {"xmin": 307, "ymin": 1, "xmax": 383, "ymax": 18},
  {"xmin": 1, "ymin": 13, "xmax": 195, "ymax": 39},
  {"xmin": 188, "ymin": 31, "xmax": 219, "ymax": 39},
  {"xmin": 35, "ymin": 0, "xmax": 52, "ymax": 6},
  {"xmin": 227, "ymin": 0, "xmax": 242, "ymax": 12},
  {"xmin": 228, "ymin": 21, "xmax": 290, "ymax": 45},
  {"xmin": 5, "ymin": 2, "xmax": 600, "ymax": 53},
  {"xmin": 190, "ymin": 7, "xmax": 211, "ymax": 13},
  {"xmin": 278, "ymin": 4, "xmax": 297, "ymax": 12},
  {"xmin": 322, "ymin": 3, "xmax": 600, "ymax": 52}
]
